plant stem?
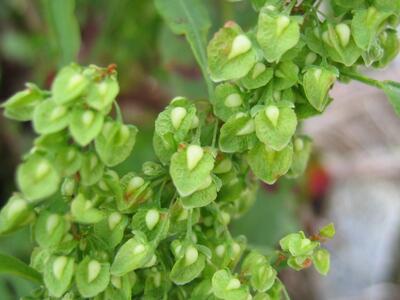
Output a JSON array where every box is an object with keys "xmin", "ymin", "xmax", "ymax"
[
  {"xmin": 286, "ymin": 0, "xmax": 298, "ymax": 13},
  {"xmin": 211, "ymin": 119, "xmax": 219, "ymax": 148},
  {"xmin": 186, "ymin": 209, "xmax": 193, "ymax": 239},
  {"xmin": 340, "ymin": 70, "xmax": 384, "ymax": 89},
  {"xmin": 113, "ymin": 102, "xmax": 124, "ymax": 122}
]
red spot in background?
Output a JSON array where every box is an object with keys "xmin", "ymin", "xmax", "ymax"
[{"xmin": 306, "ymin": 161, "xmax": 331, "ymax": 215}]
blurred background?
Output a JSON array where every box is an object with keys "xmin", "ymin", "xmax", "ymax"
[{"xmin": 0, "ymin": 0, "xmax": 399, "ymax": 299}]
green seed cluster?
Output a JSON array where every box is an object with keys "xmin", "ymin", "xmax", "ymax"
[{"xmin": 0, "ymin": 0, "xmax": 398, "ymax": 299}]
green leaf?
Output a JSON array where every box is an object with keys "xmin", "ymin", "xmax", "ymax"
[
  {"xmin": 382, "ymin": 80, "xmax": 400, "ymax": 116},
  {"xmin": 241, "ymin": 251, "xmax": 267, "ymax": 275},
  {"xmin": 247, "ymin": 142, "xmax": 293, "ymax": 184},
  {"xmin": 351, "ymin": 7, "xmax": 392, "ymax": 50},
  {"xmin": 240, "ymin": 62, "xmax": 274, "ymax": 90},
  {"xmin": 280, "ymin": 232, "xmax": 319, "ymax": 257},
  {"xmin": 219, "ymin": 113, "xmax": 258, "ymax": 153},
  {"xmin": 154, "ymin": 0, "xmax": 213, "ymax": 97},
  {"xmin": 303, "ymin": 66, "xmax": 338, "ymax": 112},
  {"xmin": 103, "ymin": 273, "xmax": 133, "ymax": 299},
  {"xmin": 17, "ymin": 154, "xmax": 60, "ymax": 202},
  {"xmin": 131, "ymin": 208, "xmax": 170, "ymax": 242},
  {"xmin": 321, "ymin": 23, "xmax": 363, "ymax": 66},
  {"xmin": 86, "ymin": 75, "xmax": 119, "ymax": 111},
  {"xmin": 280, "ymin": 232, "xmax": 303, "ymax": 252},
  {"xmin": 254, "ymin": 103, "xmax": 297, "ymax": 151},
  {"xmin": 79, "ymin": 152, "xmax": 104, "ymax": 186},
  {"xmin": 155, "ymin": 97, "xmax": 197, "ymax": 142},
  {"xmin": 214, "ymin": 83, "xmax": 247, "ymax": 122},
  {"xmin": 257, "ymin": 9, "xmax": 300, "ymax": 62},
  {"xmin": 117, "ymin": 174, "xmax": 152, "ymax": 213},
  {"xmin": 373, "ymin": 29, "xmax": 400, "ymax": 68},
  {"xmin": 254, "ymin": 293, "xmax": 272, "ymax": 300},
  {"xmin": 34, "ymin": 132, "xmax": 69, "ymax": 153},
  {"xmin": 251, "ymin": 0, "xmax": 282, "ymax": 11},
  {"xmin": 71, "ymin": 194, "xmax": 105, "ymax": 224},
  {"xmin": 212, "ymin": 269, "xmax": 250, "ymax": 300},
  {"xmin": 373, "ymin": 0, "xmax": 400, "ymax": 14},
  {"xmin": 170, "ymin": 246, "xmax": 205, "ymax": 285},
  {"xmin": 75, "ymin": 257, "xmax": 110, "ymax": 298},
  {"xmin": 53, "ymin": 145, "xmax": 82, "ymax": 177},
  {"xmin": 111, "ymin": 236, "xmax": 153, "ymax": 276},
  {"xmin": 42, "ymin": 0, "xmax": 81, "ymax": 66},
  {"xmin": 51, "ymin": 64, "xmax": 88, "ymax": 104},
  {"xmin": 170, "ymin": 145, "xmax": 215, "ymax": 197},
  {"xmin": 33, "ymin": 99, "xmax": 70, "ymax": 134},
  {"xmin": 273, "ymin": 61, "xmax": 299, "ymax": 90},
  {"xmin": 34, "ymin": 212, "xmax": 67, "ymax": 248},
  {"xmin": 0, "ymin": 195, "xmax": 35, "ymax": 235},
  {"xmin": 0, "ymin": 253, "xmax": 42, "ymax": 284},
  {"xmin": 153, "ymin": 132, "xmax": 178, "ymax": 165},
  {"xmin": 250, "ymin": 264, "xmax": 276, "ymax": 292},
  {"xmin": 1, "ymin": 83, "xmax": 44, "ymax": 121},
  {"xmin": 95, "ymin": 121, "xmax": 138, "ymax": 167},
  {"xmin": 207, "ymin": 22, "xmax": 257, "ymax": 82},
  {"xmin": 287, "ymin": 255, "xmax": 310, "ymax": 271},
  {"xmin": 44, "ymin": 256, "xmax": 75, "ymax": 297},
  {"xmin": 94, "ymin": 212, "xmax": 129, "ymax": 249},
  {"xmin": 190, "ymin": 279, "xmax": 214, "ymax": 300},
  {"xmin": 287, "ymin": 136, "xmax": 312, "ymax": 178},
  {"xmin": 319, "ymin": 223, "xmax": 336, "ymax": 239},
  {"xmin": 334, "ymin": 0, "xmax": 366, "ymax": 9},
  {"xmin": 181, "ymin": 180, "xmax": 218, "ymax": 208},
  {"xmin": 313, "ymin": 249, "xmax": 330, "ymax": 276},
  {"xmin": 69, "ymin": 107, "xmax": 104, "ymax": 146}
]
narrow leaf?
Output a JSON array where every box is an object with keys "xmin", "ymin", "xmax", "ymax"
[
  {"xmin": 0, "ymin": 253, "xmax": 42, "ymax": 284},
  {"xmin": 42, "ymin": 0, "xmax": 81, "ymax": 66},
  {"xmin": 154, "ymin": 0, "xmax": 213, "ymax": 98}
]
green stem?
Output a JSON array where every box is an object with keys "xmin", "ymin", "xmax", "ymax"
[
  {"xmin": 286, "ymin": 0, "xmax": 297, "ymax": 13},
  {"xmin": 278, "ymin": 278, "xmax": 292, "ymax": 300},
  {"xmin": 154, "ymin": 179, "xmax": 167, "ymax": 207},
  {"xmin": 340, "ymin": 70, "xmax": 384, "ymax": 89},
  {"xmin": 211, "ymin": 119, "xmax": 219, "ymax": 148},
  {"xmin": 113, "ymin": 102, "xmax": 124, "ymax": 122},
  {"xmin": 186, "ymin": 209, "xmax": 193, "ymax": 240}
]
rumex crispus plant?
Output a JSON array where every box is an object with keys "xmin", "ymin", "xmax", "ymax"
[{"xmin": 0, "ymin": 0, "xmax": 400, "ymax": 299}]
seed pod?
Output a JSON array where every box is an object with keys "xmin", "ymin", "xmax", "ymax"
[
  {"xmin": 170, "ymin": 145, "xmax": 215, "ymax": 197},
  {"xmin": 111, "ymin": 235, "xmax": 153, "ymax": 276},
  {"xmin": 35, "ymin": 212, "xmax": 67, "ymax": 248},
  {"xmin": 265, "ymin": 105, "xmax": 280, "ymax": 127},
  {"xmin": 86, "ymin": 75, "xmax": 119, "ymax": 111},
  {"xmin": 257, "ymin": 10, "xmax": 300, "ymax": 62},
  {"xmin": 212, "ymin": 269, "xmax": 251, "ymax": 299},
  {"xmin": 170, "ymin": 244, "xmax": 205, "ymax": 285},
  {"xmin": 170, "ymin": 107, "xmax": 187, "ymax": 129},
  {"xmin": 207, "ymin": 22, "xmax": 257, "ymax": 81},
  {"xmin": 145, "ymin": 209, "xmax": 160, "ymax": 230},
  {"xmin": 17, "ymin": 154, "xmax": 60, "ymax": 202},
  {"xmin": 228, "ymin": 34, "xmax": 252, "ymax": 60},
  {"xmin": 75, "ymin": 257, "xmax": 110, "ymax": 298},
  {"xmin": 52, "ymin": 64, "xmax": 89, "ymax": 104},
  {"xmin": 44, "ymin": 256, "xmax": 75, "ymax": 298},
  {"xmin": 303, "ymin": 66, "xmax": 337, "ymax": 112},
  {"xmin": 70, "ymin": 107, "xmax": 104, "ymax": 146},
  {"xmin": 186, "ymin": 145, "xmax": 204, "ymax": 171},
  {"xmin": 95, "ymin": 121, "xmax": 138, "ymax": 167},
  {"xmin": 1, "ymin": 83, "xmax": 44, "ymax": 121},
  {"xmin": 0, "ymin": 195, "xmax": 35, "ymax": 235}
]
